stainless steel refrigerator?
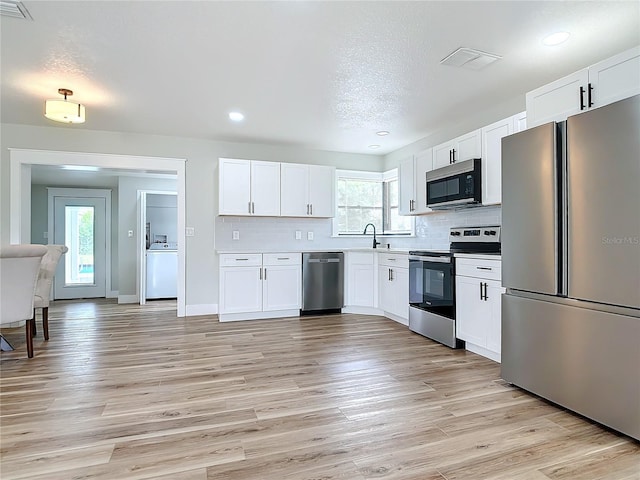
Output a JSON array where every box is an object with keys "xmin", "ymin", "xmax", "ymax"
[{"xmin": 501, "ymin": 95, "xmax": 640, "ymax": 440}]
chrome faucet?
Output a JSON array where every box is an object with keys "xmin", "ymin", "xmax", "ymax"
[{"xmin": 363, "ymin": 223, "xmax": 381, "ymax": 249}]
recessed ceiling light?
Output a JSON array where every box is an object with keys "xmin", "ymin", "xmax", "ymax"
[
  {"xmin": 229, "ymin": 111, "xmax": 244, "ymax": 122},
  {"xmin": 543, "ymin": 32, "xmax": 570, "ymax": 46},
  {"xmin": 368, "ymin": 144, "xmax": 381, "ymax": 150},
  {"xmin": 376, "ymin": 131, "xmax": 390, "ymax": 136}
]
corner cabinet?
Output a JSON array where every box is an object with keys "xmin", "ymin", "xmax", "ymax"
[
  {"xmin": 344, "ymin": 251, "xmax": 376, "ymax": 309},
  {"xmin": 433, "ymin": 129, "xmax": 482, "ymax": 170},
  {"xmin": 377, "ymin": 253, "xmax": 408, "ymax": 324},
  {"xmin": 481, "ymin": 112, "xmax": 526, "ymax": 205},
  {"xmin": 219, "ymin": 159, "xmax": 280, "ymax": 216},
  {"xmin": 455, "ymin": 256, "xmax": 504, "ymax": 362},
  {"xmin": 526, "ymin": 45, "xmax": 640, "ymax": 127},
  {"xmin": 280, "ymin": 163, "xmax": 335, "ymax": 217},
  {"xmin": 398, "ymin": 148, "xmax": 433, "ymax": 215},
  {"xmin": 219, "ymin": 253, "xmax": 301, "ymax": 321}
]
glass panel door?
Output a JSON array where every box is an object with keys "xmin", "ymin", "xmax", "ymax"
[{"xmin": 64, "ymin": 206, "xmax": 95, "ymax": 285}]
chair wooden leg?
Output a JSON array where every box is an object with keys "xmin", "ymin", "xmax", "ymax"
[
  {"xmin": 43, "ymin": 307, "xmax": 49, "ymax": 341},
  {"xmin": 25, "ymin": 320, "xmax": 34, "ymax": 358},
  {"xmin": 32, "ymin": 310, "xmax": 37, "ymax": 337}
]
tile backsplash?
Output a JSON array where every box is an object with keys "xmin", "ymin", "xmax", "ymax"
[{"xmin": 215, "ymin": 205, "xmax": 501, "ymax": 252}]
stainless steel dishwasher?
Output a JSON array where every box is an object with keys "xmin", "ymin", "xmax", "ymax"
[{"xmin": 301, "ymin": 252, "xmax": 344, "ymax": 314}]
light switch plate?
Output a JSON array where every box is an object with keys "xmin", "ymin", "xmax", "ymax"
[
  {"xmin": 307, "ymin": 231, "xmax": 314, "ymax": 241},
  {"xmin": 295, "ymin": 231, "xmax": 302, "ymax": 240},
  {"xmin": 232, "ymin": 230, "xmax": 240, "ymax": 240}
]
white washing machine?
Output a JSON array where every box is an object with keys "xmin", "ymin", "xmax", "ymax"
[{"xmin": 146, "ymin": 243, "xmax": 177, "ymax": 299}]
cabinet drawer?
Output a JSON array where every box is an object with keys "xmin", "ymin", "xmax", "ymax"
[
  {"xmin": 263, "ymin": 253, "xmax": 301, "ymax": 266},
  {"xmin": 456, "ymin": 258, "xmax": 501, "ymax": 281},
  {"xmin": 220, "ymin": 254, "xmax": 262, "ymax": 267},
  {"xmin": 378, "ymin": 253, "xmax": 408, "ymax": 268}
]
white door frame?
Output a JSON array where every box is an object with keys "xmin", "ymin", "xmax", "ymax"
[
  {"xmin": 9, "ymin": 148, "xmax": 187, "ymax": 317},
  {"xmin": 48, "ymin": 187, "xmax": 112, "ymax": 298},
  {"xmin": 138, "ymin": 190, "xmax": 177, "ymax": 305}
]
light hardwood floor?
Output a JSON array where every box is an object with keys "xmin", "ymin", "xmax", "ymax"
[{"xmin": 1, "ymin": 299, "xmax": 638, "ymax": 480}]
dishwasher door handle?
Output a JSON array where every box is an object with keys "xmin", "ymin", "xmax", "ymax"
[{"xmin": 307, "ymin": 258, "xmax": 341, "ymax": 263}]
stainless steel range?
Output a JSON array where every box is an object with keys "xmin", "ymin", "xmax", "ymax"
[{"xmin": 409, "ymin": 226, "xmax": 501, "ymax": 347}]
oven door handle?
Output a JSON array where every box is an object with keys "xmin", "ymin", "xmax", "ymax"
[{"xmin": 409, "ymin": 255, "xmax": 451, "ymax": 263}]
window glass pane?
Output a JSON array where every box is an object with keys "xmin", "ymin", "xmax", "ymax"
[
  {"xmin": 337, "ymin": 178, "xmax": 382, "ymax": 234},
  {"xmin": 65, "ymin": 206, "xmax": 95, "ymax": 285}
]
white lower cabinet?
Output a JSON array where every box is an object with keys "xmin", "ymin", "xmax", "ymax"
[
  {"xmin": 345, "ymin": 252, "xmax": 376, "ymax": 309},
  {"xmin": 455, "ymin": 257, "xmax": 504, "ymax": 362},
  {"xmin": 378, "ymin": 253, "xmax": 409, "ymax": 324},
  {"xmin": 219, "ymin": 253, "xmax": 301, "ymax": 321}
]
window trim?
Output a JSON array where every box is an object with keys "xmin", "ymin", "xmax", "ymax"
[{"xmin": 332, "ymin": 169, "xmax": 415, "ymax": 238}]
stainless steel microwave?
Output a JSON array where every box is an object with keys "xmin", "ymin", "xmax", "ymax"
[{"xmin": 426, "ymin": 158, "xmax": 482, "ymax": 209}]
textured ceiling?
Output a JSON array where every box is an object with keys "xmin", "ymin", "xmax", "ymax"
[{"xmin": 2, "ymin": 1, "xmax": 639, "ymax": 156}]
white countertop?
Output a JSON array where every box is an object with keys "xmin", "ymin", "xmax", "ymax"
[
  {"xmin": 217, "ymin": 247, "xmax": 411, "ymax": 255},
  {"xmin": 454, "ymin": 252, "xmax": 501, "ymax": 260}
]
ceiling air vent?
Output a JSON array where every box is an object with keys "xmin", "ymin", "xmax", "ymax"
[
  {"xmin": 0, "ymin": 0, "xmax": 32, "ymax": 19},
  {"xmin": 440, "ymin": 47, "xmax": 501, "ymax": 70}
]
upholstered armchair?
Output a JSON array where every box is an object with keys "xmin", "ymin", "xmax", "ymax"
[
  {"xmin": 32, "ymin": 245, "xmax": 68, "ymax": 340},
  {"xmin": 0, "ymin": 244, "xmax": 48, "ymax": 358}
]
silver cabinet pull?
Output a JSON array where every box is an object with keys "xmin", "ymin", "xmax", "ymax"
[
  {"xmin": 248, "ymin": 201, "xmax": 252, "ymax": 214},
  {"xmin": 277, "ymin": 257, "xmax": 289, "ymax": 260},
  {"xmin": 252, "ymin": 202, "xmax": 255, "ymax": 214},
  {"xmin": 259, "ymin": 267, "xmax": 262, "ymax": 280},
  {"xmin": 477, "ymin": 266, "xmax": 492, "ymax": 270},
  {"xmin": 306, "ymin": 204, "xmax": 310, "ymax": 215},
  {"xmin": 236, "ymin": 258, "xmax": 249, "ymax": 261},
  {"xmin": 390, "ymin": 268, "xmax": 394, "ymax": 281},
  {"xmin": 264, "ymin": 268, "xmax": 267, "ymax": 280},
  {"xmin": 310, "ymin": 204, "xmax": 313, "ymax": 215}
]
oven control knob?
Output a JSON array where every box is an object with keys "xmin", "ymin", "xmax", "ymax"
[
  {"xmin": 451, "ymin": 231, "xmax": 461, "ymax": 236},
  {"xmin": 484, "ymin": 230, "xmax": 496, "ymax": 235}
]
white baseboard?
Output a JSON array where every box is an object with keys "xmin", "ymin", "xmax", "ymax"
[
  {"xmin": 107, "ymin": 290, "xmax": 118, "ymax": 299},
  {"xmin": 118, "ymin": 294, "xmax": 138, "ymax": 304},
  {"xmin": 342, "ymin": 306, "xmax": 383, "ymax": 316},
  {"xmin": 185, "ymin": 304, "xmax": 218, "ymax": 317},
  {"xmin": 465, "ymin": 342, "xmax": 501, "ymax": 363},
  {"xmin": 382, "ymin": 311, "xmax": 409, "ymax": 326},
  {"xmin": 219, "ymin": 309, "xmax": 299, "ymax": 322}
]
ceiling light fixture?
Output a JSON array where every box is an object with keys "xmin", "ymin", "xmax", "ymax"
[
  {"xmin": 229, "ymin": 111, "xmax": 244, "ymax": 122},
  {"xmin": 376, "ymin": 131, "xmax": 390, "ymax": 136},
  {"xmin": 368, "ymin": 144, "xmax": 381, "ymax": 150},
  {"xmin": 543, "ymin": 31, "xmax": 570, "ymax": 46},
  {"xmin": 44, "ymin": 88, "xmax": 85, "ymax": 124}
]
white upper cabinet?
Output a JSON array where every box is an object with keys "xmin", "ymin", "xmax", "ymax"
[
  {"xmin": 251, "ymin": 161, "xmax": 281, "ymax": 216},
  {"xmin": 398, "ymin": 147, "xmax": 434, "ymax": 216},
  {"xmin": 219, "ymin": 158, "xmax": 280, "ymax": 216},
  {"xmin": 481, "ymin": 113, "xmax": 526, "ymax": 206},
  {"xmin": 526, "ymin": 46, "xmax": 640, "ymax": 127},
  {"xmin": 433, "ymin": 129, "xmax": 481, "ymax": 169},
  {"xmin": 281, "ymin": 163, "xmax": 335, "ymax": 218},
  {"xmin": 413, "ymin": 148, "xmax": 433, "ymax": 215},
  {"xmin": 398, "ymin": 155, "xmax": 415, "ymax": 216}
]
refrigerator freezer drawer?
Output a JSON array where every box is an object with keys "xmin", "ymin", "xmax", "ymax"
[{"xmin": 501, "ymin": 294, "xmax": 640, "ymax": 440}]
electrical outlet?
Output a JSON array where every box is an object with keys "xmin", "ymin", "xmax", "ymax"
[
  {"xmin": 232, "ymin": 230, "xmax": 240, "ymax": 240},
  {"xmin": 185, "ymin": 227, "xmax": 195, "ymax": 237},
  {"xmin": 128, "ymin": 230, "xmax": 134, "ymax": 238},
  {"xmin": 295, "ymin": 231, "xmax": 302, "ymax": 240},
  {"xmin": 43, "ymin": 231, "xmax": 48, "ymax": 239},
  {"xmin": 307, "ymin": 231, "xmax": 314, "ymax": 241}
]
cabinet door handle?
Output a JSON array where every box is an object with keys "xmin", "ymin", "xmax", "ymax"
[
  {"xmin": 390, "ymin": 268, "xmax": 394, "ymax": 281},
  {"xmin": 580, "ymin": 86, "xmax": 586, "ymax": 110},
  {"xmin": 248, "ymin": 201, "xmax": 252, "ymax": 214},
  {"xmin": 259, "ymin": 268, "xmax": 262, "ymax": 280},
  {"xmin": 264, "ymin": 268, "xmax": 267, "ymax": 280},
  {"xmin": 449, "ymin": 149, "xmax": 453, "ymax": 164},
  {"xmin": 306, "ymin": 204, "xmax": 310, "ymax": 215},
  {"xmin": 252, "ymin": 202, "xmax": 255, "ymax": 214},
  {"xmin": 310, "ymin": 204, "xmax": 313, "ymax": 215},
  {"xmin": 476, "ymin": 266, "xmax": 492, "ymax": 271},
  {"xmin": 236, "ymin": 258, "xmax": 249, "ymax": 261},
  {"xmin": 452, "ymin": 148, "xmax": 456, "ymax": 163},
  {"xmin": 479, "ymin": 281, "xmax": 483, "ymax": 300},
  {"xmin": 277, "ymin": 257, "xmax": 289, "ymax": 260},
  {"xmin": 588, "ymin": 82, "xmax": 594, "ymax": 107},
  {"xmin": 388, "ymin": 268, "xmax": 391, "ymax": 281},
  {"xmin": 484, "ymin": 282, "xmax": 488, "ymax": 301}
]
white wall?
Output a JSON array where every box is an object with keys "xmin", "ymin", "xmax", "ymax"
[{"xmin": 0, "ymin": 123, "xmax": 383, "ymax": 310}]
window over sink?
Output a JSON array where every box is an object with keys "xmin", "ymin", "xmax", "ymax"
[{"xmin": 334, "ymin": 169, "xmax": 413, "ymax": 237}]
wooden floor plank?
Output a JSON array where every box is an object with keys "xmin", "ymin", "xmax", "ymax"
[{"xmin": 1, "ymin": 299, "xmax": 638, "ymax": 479}]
